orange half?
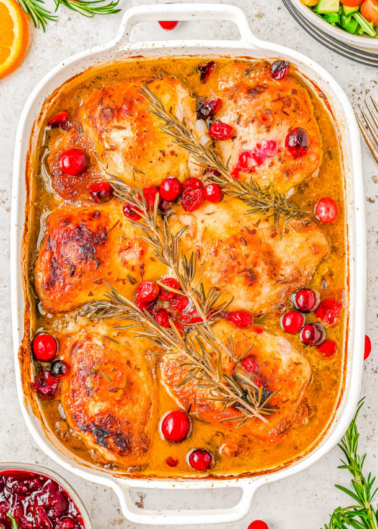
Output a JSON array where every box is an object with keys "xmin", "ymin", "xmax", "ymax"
[{"xmin": 0, "ymin": 0, "xmax": 29, "ymax": 79}]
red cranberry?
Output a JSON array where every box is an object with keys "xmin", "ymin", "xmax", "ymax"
[
  {"xmin": 285, "ymin": 128, "xmax": 310, "ymax": 158},
  {"xmin": 229, "ymin": 311, "xmax": 253, "ymax": 329},
  {"xmin": 188, "ymin": 449, "xmax": 214, "ymax": 471},
  {"xmin": 294, "ymin": 288, "xmax": 318, "ymax": 312},
  {"xmin": 300, "ymin": 323, "xmax": 325, "ymax": 346},
  {"xmin": 50, "ymin": 360, "xmax": 69, "ymax": 379},
  {"xmin": 271, "ymin": 60, "xmax": 290, "ymax": 80},
  {"xmin": 88, "ymin": 182, "xmax": 113, "ymax": 204},
  {"xmin": 57, "ymin": 518, "xmax": 75, "ymax": 529},
  {"xmin": 199, "ymin": 61, "xmax": 215, "ymax": 83},
  {"xmin": 32, "ymin": 369, "xmax": 59, "ymax": 400},
  {"xmin": 160, "ymin": 177, "xmax": 182, "ymax": 201},
  {"xmin": 143, "ymin": 186, "xmax": 161, "ymax": 211},
  {"xmin": 204, "ymin": 183, "xmax": 223, "ymax": 203},
  {"xmin": 317, "ymin": 339, "xmax": 337, "ymax": 356},
  {"xmin": 172, "ymin": 294, "xmax": 189, "ymax": 311},
  {"xmin": 48, "ymin": 111, "xmax": 70, "ymax": 130},
  {"xmin": 136, "ymin": 281, "xmax": 160, "ymax": 302},
  {"xmin": 248, "ymin": 521, "xmax": 269, "ymax": 529},
  {"xmin": 182, "ymin": 177, "xmax": 203, "ymax": 190},
  {"xmin": 160, "ymin": 199, "xmax": 175, "ymax": 213},
  {"xmin": 242, "ymin": 356, "xmax": 259, "ymax": 374},
  {"xmin": 315, "ymin": 198, "xmax": 338, "ymax": 224},
  {"xmin": 59, "ymin": 149, "xmax": 87, "ymax": 176},
  {"xmin": 161, "ymin": 410, "xmax": 191, "ymax": 442},
  {"xmin": 181, "ymin": 309, "xmax": 203, "ymax": 324},
  {"xmin": 135, "ymin": 299, "xmax": 153, "ymax": 311},
  {"xmin": 251, "ymin": 140, "xmax": 278, "ymax": 166},
  {"xmin": 281, "ymin": 310, "xmax": 305, "ymax": 334},
  {"xmin": 155, "ymin": 309, "xmax": 171, "ymax": 328},
  {"xmin": 197, "ymin": 98, "xmax": 222, "ymax": 120},
  {"xmin": 209, "ymin": 121, "xmax": 234, "ymax": 141},
  {"xmin": 30, "ymin": 504, "xmax": 53, "ymax": 529},
  {"xmin": 32, "ymin": 333, "xmax": 57, "ymax": 361},
  {"xmin": 158, "ymin": 21, "xmax": 178, "ymax": 30},
  {"xmin": 159, "ymin": 278, "xmax": 181, "ymax": 300},
  {"xmin": 166, "ymin": 457, "xmax": 179, "ymax": 467},
  {"xmin": 181, "ymin": 185, "xmax": 205, "ymax": 212},
  {"xmin": 207, "ymin": 168, "xmax": 221, "ymax": 177},
  {"xmin": 365, "ymin": 335, "xmax": 372, "ymax": 360},
  {"xmin": 315, "ymin": 299, "xmax": 342, "ymax": 326},
  {"xmin": 41, "ymin": 481, "xmax": 68, "ymax": 517},
  {"xmin": 123, "ymin": 203, "xmax": 141, "ymax": 221}
]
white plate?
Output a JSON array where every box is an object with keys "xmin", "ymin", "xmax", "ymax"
[{"xmin": 11, "ymin": 3, "xmax": 366, "ymax": 525}]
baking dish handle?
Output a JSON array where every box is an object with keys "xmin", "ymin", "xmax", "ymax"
[
  {"xmin": 114, "ymin": 480, "xmax": 262, "ymax": 525},
  {"xmin": 113, "ymin": 3, "xmax": 261, "ymax": 48}
]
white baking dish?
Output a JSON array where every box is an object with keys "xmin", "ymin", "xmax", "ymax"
[{"xmin": 11, "ymin": 4, "xmax": 366, "ymax": 525}]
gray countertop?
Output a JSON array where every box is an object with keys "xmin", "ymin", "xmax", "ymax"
[{"xmin": 1, "ymin": 1, "xmax": 377, "ymax": 527}]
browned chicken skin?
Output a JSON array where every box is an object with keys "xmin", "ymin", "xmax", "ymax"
[
  {"xmin": 169, "ymin": 199, "xmax": 330, "ymax": 317},
  {"xmin": 60, "ymin": 330, "xmax": 159, "ymax": 467},
  {"xmin": 211, "ymin": 61, "xmax": 322, "ymax": 193},
  {"xmin": 47, "ymin": 77, "xmax": 200, "ymax": 200},
  {"xmin": 162, "ymin": 321, "xmax": 311, "ymax": 450},
  {"xmin": 34, "ymin": 203, "xmax": 167, "ymax": 313}
]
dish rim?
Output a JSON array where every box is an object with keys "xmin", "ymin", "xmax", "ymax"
[{"xmin": 10, "ymin": 3, "xmax": 366, "ymax": 525}]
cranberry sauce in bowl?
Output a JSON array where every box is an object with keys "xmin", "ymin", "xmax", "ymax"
[{"xmin": 0, "ymin": 465, "xmax": 91, "ymax": 529}]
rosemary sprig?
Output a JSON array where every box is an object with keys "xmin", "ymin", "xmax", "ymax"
[
  {"xmin": 140, "ymin": 84, "xmax": 306, "ymax": 231},
  {"xmin": 17, "ymin": 0, "xmax": 57, "ymax": 31},
  {"xmin": 323, "ymin": 398, "xmax": 378, "ymax": 529},
  {"xmin": 106, "ymin": 177, "xmax": 237, "ymax": 363},
  {"xmin": 53, "ymin": 0, "xmax": 121, "ymax": 17},
  {"xmin": 7, "ymin": 514, "xmax": 18, "ymax": 529},
  {"xmin": 81, "ymin": 282, "xmax": 275, "ymax": 424},
  {"xmin": 17, "ymin": 0, "xmax": 120, "ymax": 31}
]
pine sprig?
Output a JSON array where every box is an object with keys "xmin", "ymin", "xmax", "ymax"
[
  {"xmin": 140, "ymin": 84, "xmax": 306, "ymax": 231},
  {"xmin": 323, "ymin": 398, "xmax": 378, "ymax": 529}
]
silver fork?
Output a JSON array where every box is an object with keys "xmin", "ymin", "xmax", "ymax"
[{"xmin": 357, "ymin": 97, "xmax": 378, "ymax": 164}]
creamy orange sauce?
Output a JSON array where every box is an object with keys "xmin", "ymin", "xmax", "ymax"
[{"xmin": 23, "ymin": 56, "xmax": 347, "ymax": 478}]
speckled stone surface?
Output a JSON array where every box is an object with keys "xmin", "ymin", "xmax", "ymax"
[{"xmin": 1, "ymin": 1, "xmax": 377, "ymax": 528}]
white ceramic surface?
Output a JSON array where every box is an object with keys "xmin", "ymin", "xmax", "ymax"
[
  {"xmin": 11, "ymin": 3, "xmax": 366, "ymax": 525},
  {"xmin": 289, "ymin": 0, "xmax": 378, "ymax": 52}
]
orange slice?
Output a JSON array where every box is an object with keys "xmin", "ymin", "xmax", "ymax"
[{"xmin": 0, "ymin": 0, "xmax": 29, "ymax": 79}]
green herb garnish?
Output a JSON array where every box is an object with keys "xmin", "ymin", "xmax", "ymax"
[
  {"xmin": 7, "ymin": 514, "xmax": 18, "ymax": 529},
  {"xmin": 323, "ymin": 398, "xmax": 378, "ymax": 529},
  {"xmin": 17, "ymin": 0, "xmax": 120, "ymax": 31}
]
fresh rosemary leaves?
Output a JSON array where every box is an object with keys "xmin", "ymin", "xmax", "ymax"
[
  {"xmin": 82, "ymin": 282, "xmax": 275, "ymax": 425},
  {"xmin": 140, "ymin": 84, "xmax": 306, "ymax": 231},
  {"xmin": 323, "ymin": 398, "xmax": 378, "ymax": 529},
  {"xmin": 18, "ymin": 0, "xmax": 120, "ymax": 31},
  {"xmin": 81, "ymin": 191, "xmax": 279, "ymax": 425}
]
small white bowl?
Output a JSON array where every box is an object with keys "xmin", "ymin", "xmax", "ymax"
[{"xmin": 288, "ymin": 0, "xmax": 378, "ymax": 53}]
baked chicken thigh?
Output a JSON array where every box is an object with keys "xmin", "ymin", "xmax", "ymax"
[
  {"xmin": 169, "ymin": 199, "xmax": 330, "ymax": 317},
  {"xmin": 34, "ymin": 203, "xmax": 166, "ymax": 313},
  {"xmin": 162, "ymin": 320, "xmax": 311, "ymax": 449},
  {"xmin": 47, "ymin": 77, "xmax": 199, "ymax": 200},
  {"xmin": 60, "ymin": 330, "xmax": 158, "ymax": 467},
  {"xmin": 210, "ymin": 61, "xmax": 322, "ymax": 193}
]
